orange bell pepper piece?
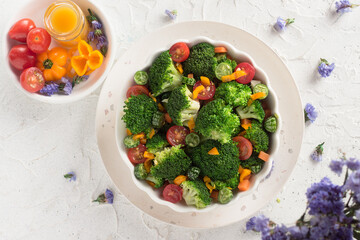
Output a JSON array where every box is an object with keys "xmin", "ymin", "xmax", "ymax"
[
  {"xmin": 208, "ymin": 147, "xmax": 219, "ymax": 155},
  {"xmin": 36, "ymin": 47, "xmax": 68, "ymax": 81},
  {"xmin": 221, "ymin": 70, "xmax": 247, "ymax": 82}
]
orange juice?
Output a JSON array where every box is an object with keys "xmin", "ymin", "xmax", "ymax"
[{"xmin": 44, "ymin": 0, "xmax": 89, "ymax": 48}]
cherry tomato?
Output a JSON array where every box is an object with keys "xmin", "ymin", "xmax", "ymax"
[
  {"xmin": 8, "ymin": 18, "xmax": 36, "ymax": 43},
  {"xmin": 193, "ymin": 81, "xmax": 216, "ymax": 100},
  {"xmin": 166, "ymin": 126, "xmax": 189, "ymax": 146},
  {"xmin": 235, "ymin": 62, "xmax": 255, "ymax": 84},
  {"xmin": 126, "ymin": 85, "xmax": 149, "ymax": 98},
  {"xmin": 20, "ymin": 67, "xmax": 45, "ymax": 93},
  {"xmin": 169, "ymin": 42, "xmax": 190, "ymax": 63},
  {"xmin": 8, "ymin": 45, "xmax": 36, "ymax": 70},
  {"xmin": 233, "ymin": 136, "xmax": 253, "ymax": 160},
  {"xmin": 162, "ymin": 184, "xmax": 183, "ymax": 203},
  {"xmin": 26, "ymin": 28, "xmax": 51, "ymax": 54},
  {"xmin": 127, "ymin": 144, "xmax": 147, "ymax": 165}
]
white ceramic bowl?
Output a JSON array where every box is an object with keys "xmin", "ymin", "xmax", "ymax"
[
  {"xmin": 2, "ymin": 0, "xmax": 115, "ymax": 104},
  {"xmin": 115, "ymin": 36, "xmax": 281, "ymax": 213}
]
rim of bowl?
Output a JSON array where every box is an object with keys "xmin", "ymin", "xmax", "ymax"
[
  {"xmin": 1, "ymin": 0, "xmax": 116, "ymax": 104},
  {"xmin": 115, "ymin": 36, "xmax": 281, "ymax": 213}
]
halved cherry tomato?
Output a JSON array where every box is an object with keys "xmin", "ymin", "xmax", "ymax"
[
  {"xmin": 233, "ymin": 136, "xmax": 253, "ymax": 160},
  {"xmin": 193, "ymin": 81, "xmax": 215, "ymax": 100},
  {"xmin": 126, "ymin": 85, "xmax": 149, "ymax": 98},
  {"xmin": 162, "ymin": 184, "xmax": 183, "ymax": 203},
  {"xmin": 26, "ymin": 28, "xmax": 51, "ymax": 54},
  {"xmin": 235, "ymin": 62, "xmax": 255, "ymax": 84},
  {"xmin": 20, "ymin": 67, "xmax": 45, "ymax": 93},
  {"xmin": 8, "ymin": 45, "xmax": 36, "ymax": 70},
  {"xmin": 169, "ymin": 42, "xmax": 190, "ymax": 63},
  {"xmin": 127, "ymin": 144, "xmax": 147, "ymax": 165},
  {"xmin": 8, "ymin": 18, "xmax": 36, "ymax": 43},
  {"xmin": 166, "ymin": 126, "xmax": 189, "ymax": 146}
]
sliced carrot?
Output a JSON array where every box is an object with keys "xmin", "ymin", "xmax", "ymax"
[
  {"xmin": 193, "ymin": 85, "xmax": 205, "ymax": 99},
  {"xmin": 241, "ymin": 123, "xmax": 252, "ymax": 130},
  {"xmin": 176, "ymin": 63, "xmax": 183, "ymax": 74},
  {"xmin": 144, "ymin": 159, "xmax": 153, "ymax": 173},
  {"xmin": 200, "ymin": 76, "xmax": 211, "ymax": 86},
  {"xmin": 210, "ymin": 190, "xmax": 219, "ymax": 200},
  {"xmin": 188, "ymin": 73, "xmax": 194, "ymax": 78},
  {"xmin": 126, "ymin": 129, "xmax": 132, "ymax": 136},
  {"xmin": 258, "ymin": 151, "xmax": 270, "ymax": 162},
  {"xmin": 203, "ymin": 176, "xmax": 211, "ymax": 183},
  {"xmin": 238, "ymin": 179, "xmax": 250, "ymax": 191},
  {"xmin": 144, "ymin": 151, "xmax": 155, "ymax": 159},
  {"xmin": 238, "ymin": 165, "xmax": 244, "ymax": 174},
  {"xmin": 164, "ymin": 113, "xmax": 172, "ymax": 123},
  {"xmin": 240, "ymin": 169, "xmax": 252, "ymax": 183},
  {"xmin": 214, "ymin": 46, "xmax": 227, "ymax": 53},
  {"xmin": 140, "ymin": 138, "xmax": 147, "ymax": 144},
  {"xmin": 174, "ymin": 175, "xmax": 187, "ymax": 185},
  {"xmin": 146, "ymin": 180, "xmax": 155, "ymax": 188},
  {"xmin": 208, "ymin": 147, "xmax": 219, "ymax": 155},
  {"xmin": 133, "ymin": 133, "xmax": 145, "ymax": 140},
  {"xmin": 148, "ymin": 129, "xmax": 156, "ymax": 139},
  {"xmin": 158, "ymin": 103, "xmax": 165, "ymax": 112},
  {"xmin": 221, "ymin": 70, "xmax": 247, "ymax": 82},
  {"xmin": 188, "ymin": 117, "xmax": 195, "ymax": 132}
]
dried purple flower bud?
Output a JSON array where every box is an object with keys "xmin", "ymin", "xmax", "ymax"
[
  {"xmin": 165, "ymin": 9, "xmax": 177, "ymax": 20},
  {"xmin": 92, "ymin": 20, "xmax": 102, "ymax": 29},
  {"xmin": 87, "ymin": 31, "xmax": 95, "ymax": 42},
  {"xmin": 39, "ymin": 82, "xmax": 59, "ymax": 96},
  {"xmin": 64, "ymin": 171, "xmax": 76, "ymax": 182},
  {"xmin": 93, "ymin": 188, "xmax": 114, "ymax": 204}
]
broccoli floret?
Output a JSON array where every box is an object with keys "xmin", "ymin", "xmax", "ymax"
[
  {"xmin": 190, "ymin": 140, "xmax": 240, "ymax": 181},
  {"xmin": 235, "ymin": 100, "xmax": 265, "ymax": 122},
  {"xmin": 122, "ymin": 94, "xmax": 158, "ymax": 134},
  {"xmin": 181, "ymin": 76, "xmax": 196, "ymax": 86},
  {"xmin": 215, "ymin": 81, "xmax": 252, "ymax": 107},
  {"xmin": 146, "ymin": 133, "xmax": 169, "ymax": 154},
  {"xmin": 150, "ymin": 145, "xmax": 192, "ymax": 180},
  {"xmin": 148, "ymin": 51, "xmax": 183, "ymax": 96},
  {"xmin": 218, "ymin": 188, "xmax": 233, "ymax": 204},
  {"xmin": 214, "ymin": 172, "xmax": 240, "ymax": 190},
  {"xmin": 195, "ymin": 99, "xmax": 240, "ymax": 143},
  {"xmin": 134, "ymin": 163, "xmax": 148, "ymax": 180},
  {"xmin": 240, "ymin": 154, "xmax": 265, "ymax": 174},
  {"xmin": 181, "ymin": 180, "xmax": 212, "ymax": 209},
  {"xmin": 167, "ymin": 85, "xmax": 200, "ymax": 126},
  {"xmin": 187, "ymin": 166, "xmax": 201, "ymax": 180},
  {"xmin": 183, "ymin": 43, "xmax": 217, "ymax": 80},
  {"xmin": 145, "ymin": 174, "xmax": 164, "ymax": 188},
  {"xmin": 244, "ymin": 126, "xmax": 269, "ymax": 153}
]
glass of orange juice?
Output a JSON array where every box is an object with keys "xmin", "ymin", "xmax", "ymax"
[{"xmin": 44, "ymin": 0, "xmax": 89, "ymax": 48}]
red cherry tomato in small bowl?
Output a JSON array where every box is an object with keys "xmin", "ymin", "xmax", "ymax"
[
  {"xmin": 8, "ymin": 44, "xmax": 36, "ymax": 71},
  {"xmin": 193, "ymin": 81, "xmax": 216, "ymax": 100},
  {"xmin": 169, "ymin": 42, "xmax": 190, "ymax": 63},
  {"xmin": 126, "ymin": 85, "xmax": 150, "ymax": 98},
  {"xmin": 20, "ymin": 67, "xmax": 45, "ymax": 93},
  {"xmin": 8, "ymin": 18, "xmax": 36, "ymax": 43},
  {"xmin": 166, "ymin": 126, "xmax": 190, "ymax": 146},
  {"xmin": 233, "ymin": 136, "xmax": 253, "ymax": 160},
  {"xmin": 26, "ymin": 28, "xmax": 51, "ymax": 54},
  {"xmin": 163, "ymin": 184, "xmax": 183, "ymax": 203},
  {"xmin": 235, "ymin": 62, "xmax": 255, "ymax": 84},
  {"xmin": 127, "ymin": 144, "xmax": 147, "ymax": 165}
]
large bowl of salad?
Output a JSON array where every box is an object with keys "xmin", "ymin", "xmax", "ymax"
[{"xmin": 117, "ymin": 36, "xmax": 280, "ymax": 212}]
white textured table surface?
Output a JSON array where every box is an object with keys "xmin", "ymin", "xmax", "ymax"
[{"xmin": 1, "ymin": 0, "xmax": 360, "ymax": 239}]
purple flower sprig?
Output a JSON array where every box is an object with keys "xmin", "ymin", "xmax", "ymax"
[
  {"xmin": 64, "ymin": 171, "xmax": 76, "ymax": 182},
  {"xmin": 165, "ymin": 9, "xmax": 177, "ymax": 20},
  {"xmin": 311, "ymin": 142, "xmax": 325, "ymax": 162},
  {"xmin": 58, "ymin": 77, "xmax": 73, "ymax": 95},
  {"xmin": 335, "ymin": 0, "xmax": 359, "ymax": 13},
  {"xmin": 318, "ymin": 58, "xmax": 335, "ymax": 78},
  {"xmin": 39, "ymin": 82, "xmax": 59, "ymax": 96},
  {"xmin": 274, "ymin": 17, "xmax": 295, "ymax": 32},
  {"xmin": 304, "ymin": 103, "xmax": 318, "ymax": 123},
  {"xmin": 93, "ymin": 189, "xmax": 114, "ymax": 204},
  {"xmin": 87, "ymin": 9, "xmax": 108, "ymax": 57}
]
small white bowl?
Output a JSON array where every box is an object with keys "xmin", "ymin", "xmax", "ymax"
[
  {"xmin": 115, "ymin": 36, "xmax": 281, "ymax": 213},
  {"xmin": 2, "ymin": 0, "xmax": 115, "ymax": 104}
]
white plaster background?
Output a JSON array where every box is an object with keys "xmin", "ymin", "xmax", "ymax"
[{"xmin": 0, "ymin": 0, "xmax": 360, "ymax": 239}]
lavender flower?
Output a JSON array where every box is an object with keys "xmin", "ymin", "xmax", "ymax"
[
  {"xmin": 72, "ymin": 75, "xmax": 89, "ymax": 87},
  {"xmin": 39, "ymin": 82, "xmax": 59, "ymax": 96},
  {"xmin": 343, "ymin": 170, "xmax": 360, "ymax": 200},
  {"xmin": 87, "ymin": 31, "xmax": 95, "ymax": 42},
  {"xmin": 329, "ymin": 159, "xmax": 345, "ymax": 176},
  {"xmin": 165, "ymin": 9, "xmax": 177, "ymax": 20},
  {"xmin": 346, "ymin": 157, "xmax": 360, "ymax": 171},
  {"xmin": 311, "ymin": 142, "xmax": 325, "ymax": 162},
  {"xmin": 304, "ymin": 103, "xmax": 318, "ymax": 123},
  {"xmin": 318, "ymin": 58, "xmax": 335, "ymax": 78},
  {"xmin": 91, "ymin": 20, "xmax": 102, "ymax": 29},
  {"xmin": 288, "ymin": 226, "xmax": 309, "ymax": 239},
  {"xmin": 246, "ymin": 215, "xmax": 270, "ymax": 235},
  {"xmin": 356, "ymin": 210, "xmax": 360, "ymax": 219},
  {"xmin": 59, "ymin": 77, "xmax": 73, "ymax": 95},
  {"xmin": 335, "ymin": 0, "xmax": 359, "ymax": 13},
  {"xmin": 64, "ymin": 171, "xmax": 76, "ymax": 182},
  {"xmin": 274, "ymin": 17, "xmax": 295, "ymax": 32},
  {"xmin": 93, "ymin": 188, "xmax": 114, "ymax": 204},
  {"xmin": 87, "ymin": 9, "xmax": 108, "ymax": 57}
]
